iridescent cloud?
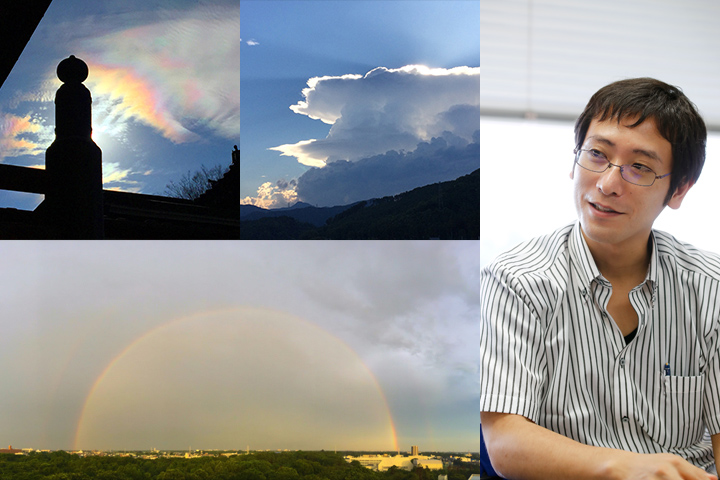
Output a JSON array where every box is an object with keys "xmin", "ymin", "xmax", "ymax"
[
  {"xmin": 79, "ymin": 4, "xmax": 239, "ymax": 144},
  {"xmin": 0, "ymin": 113, "xmax": 53, "ymax": 160},
  {"xmin": 86, "ymin": 63, "xmax": 198, "ymax": 144}
]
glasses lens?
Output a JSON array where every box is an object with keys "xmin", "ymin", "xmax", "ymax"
[
  {"xmin": 621, "ymin": 167, "xmax": 654, "ymax": 186},
  {"xmin": 577, "ymin": 150, "xmax": 608, "ymax": 172},
  {"xmin": 577, "ymin": 150, "xmax": 659, "ymax": 186}
]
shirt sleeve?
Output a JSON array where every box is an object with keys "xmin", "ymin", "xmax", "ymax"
[
  {"xmin": 703, "ymin": 317, "xmax": 720, "ymax": 436},
  {"xmin": 480, "ymin": 262, "xmax": 546, "ymax": 423}
]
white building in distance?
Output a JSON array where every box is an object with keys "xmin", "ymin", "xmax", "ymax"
[{"xmin": 344, "ymin": 454, "xmax": 444, "ymax": 472}]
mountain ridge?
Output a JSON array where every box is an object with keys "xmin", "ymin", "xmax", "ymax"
[{"xmin": 240, "ymin": 168, "xmax": 479, "ymax": 240}]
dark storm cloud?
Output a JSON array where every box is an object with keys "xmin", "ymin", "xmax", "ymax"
[{"xmin": 295, "ymin": 130, "xmax": 479, "ymax": 207}]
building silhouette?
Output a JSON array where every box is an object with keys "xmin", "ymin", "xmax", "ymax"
[{"xmin": 0, "ymin": 445, "xmax": 23, "ymax": 455}]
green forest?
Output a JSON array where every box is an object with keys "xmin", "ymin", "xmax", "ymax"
[{"xmin": 0, "ymin": 450, "xmax": 480, "ymax": 480}]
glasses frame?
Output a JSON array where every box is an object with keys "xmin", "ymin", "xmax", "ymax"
[{"xmin": 573, "ymin": 148, "xmax": 671, "ymax": 187}]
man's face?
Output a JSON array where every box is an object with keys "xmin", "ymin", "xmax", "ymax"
[{"xmin": 571, "ymin": 115, "xmax": 689, "ymax": 254}]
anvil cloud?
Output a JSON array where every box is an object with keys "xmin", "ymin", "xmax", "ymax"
[{"xmin": 270, "ymin": 65, "xmax": 480, "ymax": 168}]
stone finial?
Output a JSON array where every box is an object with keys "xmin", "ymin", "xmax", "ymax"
[
  {"xmin": 54, "ymin": 55, "xmax": 92, "ymax": 139},
  {"xmin": 56, "ymin": 55, "xmax": 88, "ymax": 84}
]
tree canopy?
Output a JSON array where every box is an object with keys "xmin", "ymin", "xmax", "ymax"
[{"xmin": 0, "ymin": 451, "xmax": 479, "ymax": 480}]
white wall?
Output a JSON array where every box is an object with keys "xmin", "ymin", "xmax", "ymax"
[{"xmin": 481, "ymin": 0, "xmax": 720, "ymax": 127}]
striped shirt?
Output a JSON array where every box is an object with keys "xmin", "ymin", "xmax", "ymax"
[{"xmin": 480, "ymin": 222, "xmax": 720, "ymax": 468}]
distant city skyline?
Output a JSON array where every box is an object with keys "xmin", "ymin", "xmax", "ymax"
[{"xmin": 9, "ymin": 447, "xmax": 472, "ymax": 454}]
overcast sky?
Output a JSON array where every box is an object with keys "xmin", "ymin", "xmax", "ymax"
[
  {"xmin": 0, "ymin": 241, "xmax": 479, "ymax": 452},
  {"xmin": 0, "ymin": 0, "xmax": 238, "ymax": 210},
  {"xmin": 240, "ymin": 0, "xmax": 480, "ymax": 208}
]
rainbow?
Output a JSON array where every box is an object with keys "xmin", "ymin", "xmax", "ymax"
[{"xmin": 73, "ymin": 306, "xmax": 399, "ymax": 451}]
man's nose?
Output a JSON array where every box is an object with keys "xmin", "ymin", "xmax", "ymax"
[{"xmin": 596, "ymin": 162, "xmax": 625, "ymax": 196}]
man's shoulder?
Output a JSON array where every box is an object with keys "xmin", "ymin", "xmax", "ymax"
[
  {"xmin": 654, "ymin": 229, "xmax": 720, "ymax": 279},
  {"xmin": 484, "ymin": 223, "xmax": 574, "ymax": 279},
  {"xmin": 481, "ymin": 224, "xmax": 574, "ymax": 319}
]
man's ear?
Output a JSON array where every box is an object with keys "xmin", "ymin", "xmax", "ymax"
[{"xmin": 667, "ymin": 180, "xmax": 694, "ymax": 210}]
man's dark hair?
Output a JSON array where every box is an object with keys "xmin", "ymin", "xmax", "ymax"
[{"xmin": 574, "ymin": 77, "xmax": 706, "ymax": 204}]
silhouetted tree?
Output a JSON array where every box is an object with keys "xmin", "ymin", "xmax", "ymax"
[{"xmin": 164, "ymin": 164, "xmax": 226, "ymax": 200}]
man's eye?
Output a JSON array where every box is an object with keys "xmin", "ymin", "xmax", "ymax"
[
  {"xmin": 588, "ymin": 149, "xmax": 606, "ymax": 160},
  {"xmin": 631, "ymin": 163, "xmax": 653, "ymax": 173}
]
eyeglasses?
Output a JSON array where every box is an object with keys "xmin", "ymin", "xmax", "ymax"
[{"xmin": 574, "ymin": 148, "xmax": 671, "ymax": 187}]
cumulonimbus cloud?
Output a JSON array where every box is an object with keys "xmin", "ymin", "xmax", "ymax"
[
  {"xmin": 270, "ymin": 65, "xmax": 480, "ymax": 167},
  {"xmin": 245, "ymin": 130, "xmax": 478, "ymax": 209},
  {"xmin": 241, "ymin": 179, "xmax": 298, "ymax": 209},
  {"xmin": 296, "ymin": 130, "xmax": 479, "ymax": 207}
]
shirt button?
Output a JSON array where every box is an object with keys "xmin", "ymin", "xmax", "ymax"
[
  {"xmin": 622, "ymin": 416, "xmax": 629, "ymax": 423},
  {"xmin": 581, "ymin": 288, "xmax": 587, "ymax": 296},
  {"xmin": 620, "ymin": 358, "xmax": 626, "ymax": 368}
]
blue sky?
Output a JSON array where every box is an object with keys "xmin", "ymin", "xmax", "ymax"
[
  {"xmin": 241, "ymin": 0, "xmax": 480, "ymax": 208},
  {"xmin": 0, "ymin": 0, "xmax": 239, "ymax": 210}
]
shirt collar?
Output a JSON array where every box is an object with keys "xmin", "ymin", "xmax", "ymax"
[
  {"xmin": 568, "ymin": 222, "xmax": 601, "ymax": 291},
  {"xmin": 646, "ymin": 232, "xmax": 659, "ymax": 291},
  {"xmin": 568, "ymin": 221, "xmax": 659, "ymax": 293}
]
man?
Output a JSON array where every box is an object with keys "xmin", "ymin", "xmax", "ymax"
[{"xmin": 480, "ymin": 78, "xmax": 720, "ymax": 479}]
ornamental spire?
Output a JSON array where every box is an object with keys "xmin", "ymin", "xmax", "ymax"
[{"xmin": 44, "ymin": 55, "xmax": 104, "ymax": 239}]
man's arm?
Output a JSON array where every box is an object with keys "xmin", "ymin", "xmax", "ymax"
[
  {"xmin": 712, "ymin": 433, "xmax": 720, "ymax": 474},
  {"xmin": 481, "ymin": 411, "xmax": 717, "ymax": 480}
]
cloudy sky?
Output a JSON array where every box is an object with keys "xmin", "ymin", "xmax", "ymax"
[
  {"xmin": 240, "ymin": 0, "xmax": 480, "ymax": 208},
  {"xmin": 0, "ymin": 241, "xmax": 479, "ymax": 452},
  {"xmin": 0, "ymin": 0, "xmax": 238, "ymax": 210}
]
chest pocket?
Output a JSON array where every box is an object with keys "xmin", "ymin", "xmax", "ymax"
[{"xmin": 645, "ymin": 373, "xmax": 705, "ymax": 449}]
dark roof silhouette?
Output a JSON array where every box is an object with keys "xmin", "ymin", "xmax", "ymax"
[
  {"xmin": 195, "ymin": 145, "xmax": 240, "ymax": 215},
  {"xmin": 0, "ymin": 160, "xmax": 240, "ymax": 239},
  {"xmin": 0, "ymin": 1, "xmax": 52, "ymax": 90}
]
